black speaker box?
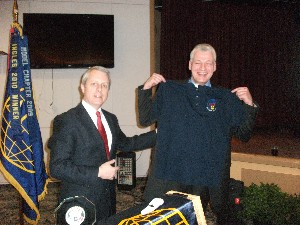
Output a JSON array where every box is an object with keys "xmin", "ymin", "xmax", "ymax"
[{"xmin": 228, "ymin": 178, "xmax": 244, "ymax": 223}]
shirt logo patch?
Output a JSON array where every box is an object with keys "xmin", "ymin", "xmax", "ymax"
[{"xmin": 206, "ymin": 99, "xmax": 217, "ymax": 112}]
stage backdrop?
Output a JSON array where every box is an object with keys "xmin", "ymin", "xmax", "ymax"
[{"xmin": 160, "ymin": 0, "xmax": 300, "ymax": 130}]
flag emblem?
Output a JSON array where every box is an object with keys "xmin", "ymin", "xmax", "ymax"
[{"xmin": 206, "ymin": 99, "xmax": 217, "ymax": 112}]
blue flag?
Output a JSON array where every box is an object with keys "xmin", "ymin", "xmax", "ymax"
[{"xmin": 0, "ymin": 25, "xmax": 48, "ymax": 224}]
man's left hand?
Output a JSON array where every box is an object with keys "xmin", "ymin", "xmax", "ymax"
[{"xmin": 231, "ymin": 87, "xmax": 254, "ymax": 106}]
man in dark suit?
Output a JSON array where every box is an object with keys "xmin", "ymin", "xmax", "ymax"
[
  {"xmin": 137, "ymin": 44, "xmax": 258, "ymax": 224},
  {"xmin": 48, "ymin": 66, "xmax": 156, "ymax": 223}
]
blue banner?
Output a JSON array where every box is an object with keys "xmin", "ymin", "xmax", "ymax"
[{"xmin": 0, "ymin": 26, "xmax": 48, "ymax": 224}]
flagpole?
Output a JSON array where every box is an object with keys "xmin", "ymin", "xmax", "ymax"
[
  {"xmin": 13, "ymin": 0, "xmax": 18, "ymax": 23},
  {"xmin": 11, "ymin": 0, "xmax": 23, "ymax": 37},
  {"xmin": 13, "ymin": 2, "xmax": 25, "ymax": 224}
]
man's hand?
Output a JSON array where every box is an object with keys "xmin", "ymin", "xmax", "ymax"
[
  {"xmin": 231, "ymin": 87, "xmax": 255, "ymax": 106},
  {"xmin": 143, "ymin": 73, "xmax": 166, "ymax": 90},
  {"xmin": 98, "ymin": 159, "xmax": 119, "ymax": 180}
]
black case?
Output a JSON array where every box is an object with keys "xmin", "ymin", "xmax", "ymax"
[{"xmin": 116, "ymin": 152, "xmax": 136, "ymax": 190}]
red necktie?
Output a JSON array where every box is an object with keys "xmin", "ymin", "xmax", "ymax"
[{"xmin": 96, "ymin": 111, "xmax": 110, "ymax": 160}]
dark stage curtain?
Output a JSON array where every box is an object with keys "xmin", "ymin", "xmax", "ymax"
[{"xmin": 160, "ymin": 0, "xmax": 300, "ymax": 130}]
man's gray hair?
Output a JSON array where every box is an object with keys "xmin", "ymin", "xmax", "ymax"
[
  {"xmin": 81, "ymin": 66, "xmax": 111, "ymax": 88},
  {"xmin": 190, "ymin": 44, "xmax": 217, "ymax": 62}
]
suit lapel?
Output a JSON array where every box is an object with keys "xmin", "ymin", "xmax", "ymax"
[
  {"xmin": 76, "ymin": 104, "xmax": 99, "ymax": 136},
  {"xmin": 75, "ymin": 104, "xmax": 108, "ymax": 158}
]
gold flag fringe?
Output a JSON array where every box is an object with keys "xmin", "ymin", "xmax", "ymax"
[{"xmin": 0, "ymin": 160, "xmax": 50, "ymax": 225}]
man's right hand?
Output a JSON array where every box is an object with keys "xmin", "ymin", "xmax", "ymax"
[
  {"xmin": 98, "ymin": 159, "xmax": 119, "ymax": 180},
  {"xmin": 143, "ymin": 73, "xmax": 166, "ymax": 90}
]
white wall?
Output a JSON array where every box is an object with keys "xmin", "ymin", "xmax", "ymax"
[{"xmin": 0, "ymin": 0, "xmax": 153, "ymax": 183}]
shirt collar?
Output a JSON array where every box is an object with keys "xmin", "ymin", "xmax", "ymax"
[
  {"xmin": 82, "ymin": 100, "xmax": 102, "ymax": 116},
  {"xmin": 188, "ymin": 78, "xmax": 211, "ymax": 88}
]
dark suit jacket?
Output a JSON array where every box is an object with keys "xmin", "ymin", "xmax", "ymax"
[
  {"xmin": 48, "ymin": 103, "xmax": 156, "ymax": 221},
  {"xmin": 137, "ymin": 81, "xmax": 259, "ymax": 186}
]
